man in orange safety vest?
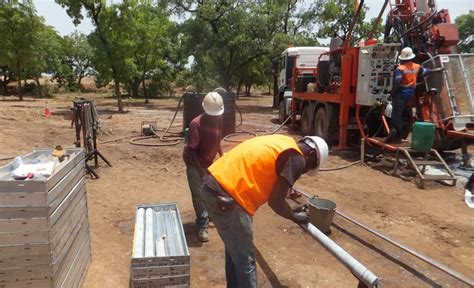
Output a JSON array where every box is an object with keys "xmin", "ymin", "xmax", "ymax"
[
  {"xmin": 386, "ymin": 47, "xmax": 444, "ymax": 143},
  {"xmin": 201, "ymin": 134, "xmax": 329, "ymax": 288}
]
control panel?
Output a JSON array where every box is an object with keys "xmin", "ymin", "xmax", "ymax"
[{"xmin": 356, "ymin": 43, "xmax": 400, "ymax": 106}]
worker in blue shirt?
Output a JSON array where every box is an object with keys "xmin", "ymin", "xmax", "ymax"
[{"xmin": 386, "ymin": 47, "xmax": 443, "ymax": 143}]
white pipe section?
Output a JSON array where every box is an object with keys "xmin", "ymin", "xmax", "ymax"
[
  {"xmin": 132, "ymin": 208, "xmax": 145, "ymax": 257},
  {"xmin": 303, "ymin": 223, "xmax": 380, "ymax": 287},
  {"xmin": 155, "ymin": 237, "xmax": 166, "ymax": 257},
  {"xmin": 145, "ymin": 208, "xmax": 154, "ymax": 257}
]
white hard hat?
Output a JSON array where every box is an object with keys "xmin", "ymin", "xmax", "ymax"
[
  {"xmin": 202, "ymin": 92, "xmax": 224, "ymax": 116},
  {"xmin": 399, "ymin": 47, "xmax": 415, "ymax": 61},
  {"xmin": 301, "ymin": 136, "xmax": 329, "ymax": 176},
  {"xmin": 384, "ymin": 103, "xmax": 392, "ymax": 118}
]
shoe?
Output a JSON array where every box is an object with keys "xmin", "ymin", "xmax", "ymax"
[
  {"xmin": 385, "ymin": 130, "xmax": 397, "ymax": 143},
  {"xmin": 198, "ymin": 228, "xmax": 209, "ymax": 242}
]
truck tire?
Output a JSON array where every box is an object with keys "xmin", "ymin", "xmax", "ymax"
[
  {"xmin": 279, "ymin": 100, "xmax": 287, "ymax": 124},
  {"xmin": 314, "ymin": 106, "xmax": 329, "ymax": 140},
  {"xmin": 301, "ymin": 105, "xmax": 313, "ymax": 135}
]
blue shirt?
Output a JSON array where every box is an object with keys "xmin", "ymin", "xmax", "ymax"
[{"xmin": 393, "ymin": 66, "xmax": 431, "ymax": 99}]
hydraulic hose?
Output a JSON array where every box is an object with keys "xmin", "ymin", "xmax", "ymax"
[
  {"xmin": 223, "ymin": 112, "xmax": 293, "ymax": 143},
  {"xmin": 130, "ymin": 96, "xmax": 185, "ymax": 147}
]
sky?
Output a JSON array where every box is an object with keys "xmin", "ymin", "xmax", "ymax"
[{"xmin": 33, "ymin": 0, "xmax": 474, "ymax": 37}]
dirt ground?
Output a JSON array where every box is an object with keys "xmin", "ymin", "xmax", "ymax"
[{"xmin": 0, "ymin": 93, "xmax": 473, "ymax": 288}]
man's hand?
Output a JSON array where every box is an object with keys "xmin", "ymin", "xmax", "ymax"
[{"xmin": 292, "ymin": 211, "xmax": 310, "ymax": 224}]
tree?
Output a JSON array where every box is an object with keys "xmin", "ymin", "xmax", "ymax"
[
  {"xmin": 316, "ymin": 0, "xmax": 380, "ymax": 45},
  {"xmin": 0, "ymin": 1, "xmax": 41, "ymax": 100},
  {"xmin": 56, "ymin": 0, "xmax": 126, "ymax": 112},
  {"xmin": 24, "ymin": 24, "xmax": 64, "ymax": 97},
  {"xmin": 63, "ymin": 31, "xmax": 94, "ymax": 88},
  {"xmin": 118, "ymin": 2, "xmax": 173, "ymax": 102},
  {"xmin": 172, "ymin": 1, "xmax": 284, "ymax": 92},
  {"xmin": 455, "ymin": 10, "xmax": 474, "ymax": 53}
]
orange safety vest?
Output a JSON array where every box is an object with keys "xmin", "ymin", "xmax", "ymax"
[
  {"xmin": 398, "ymin": 62, "xmax": 421, "ymax": 88},
  {"xmin": 208, "ymin": 135, "xmax": 303, "ymax": 215}
]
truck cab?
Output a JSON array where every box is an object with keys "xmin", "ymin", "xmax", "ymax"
[{"xmin": 275, "ymin": 46, "xmax": 329, "ymax": 123}]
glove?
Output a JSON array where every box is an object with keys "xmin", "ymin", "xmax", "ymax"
[
  {"xmin": 216, "ymin": 195, "xmax": 234, "ymax": 211},
  {"xmin": 287, "ymin": 189, "xmax": 302, "ymax": 200},
  {"xmin": 292, "ymin": 211, "xmax": 310, "ymax": 224}
]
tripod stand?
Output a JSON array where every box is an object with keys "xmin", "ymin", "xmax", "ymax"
[{"xmin": 72, "ymin": 99, "xmax": 112, "ymax": 178}]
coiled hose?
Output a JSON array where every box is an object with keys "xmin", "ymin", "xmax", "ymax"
[{"xmin": 130, "ymin": 96, "xmax": 185, "ymax": 147}]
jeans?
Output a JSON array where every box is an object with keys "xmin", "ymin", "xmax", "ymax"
[
  {"xmin": 390, "ymin": 93, "xmax": 410, "ymax": 138},
  {"xmin": 186, "ymin": 164, "xmax": 208, "ymax": 230},
  {"xmin": 201, "ymin": 184, "xmax": 257, "ymax": 288}
]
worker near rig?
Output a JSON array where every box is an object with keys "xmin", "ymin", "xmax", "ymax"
[
  {"xmin": 183, "ymin": 91, "xmax": 224, "ymax": 242},
  {"xmin": 201, "ymin": 134, "xmax": 328, "ymax": 287},
  {"xmin": 386, "ymin": 47, "xmax": 444, "ymax": 143}
]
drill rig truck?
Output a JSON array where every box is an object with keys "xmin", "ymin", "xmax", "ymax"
[{"xmin": 275, "ymin": 0, "xmax": 474, "ymax": 185}]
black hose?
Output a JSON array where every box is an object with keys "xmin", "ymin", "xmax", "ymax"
[
  {"xmin": 223, "ymin": 113, "xmax": 293, "ymax": 143},
  {"xmin": 319, "ymin": 160, "xmax": 361, "ymax": 172},
  {"xmin": 130, "ymin": 96, "xmax": 185, "ymax": 147}
]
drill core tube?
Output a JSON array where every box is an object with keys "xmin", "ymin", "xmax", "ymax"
[{"xmin": 302, "ymin": 223, "xmax": 380, "ymax": 287}]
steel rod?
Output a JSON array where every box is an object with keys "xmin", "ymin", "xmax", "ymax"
[
  {"xmin": 293, "ymin": 187, "xmax": 474, "ymax": 287},
  {"xmin": 302, "ymin": 223, "xmax": 380, "ymax": 287}
]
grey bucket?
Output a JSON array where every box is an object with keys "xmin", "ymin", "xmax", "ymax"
[{"xmin": 308, "ymin": 197, "xmax": 337, "ymax": 234}]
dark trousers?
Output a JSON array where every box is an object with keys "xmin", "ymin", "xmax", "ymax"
[
  {"xmin": 186, "ymin": 164, "xmax": 209, "ymax": 229},
  {"xmin": 390, "ymin": 93, "xmax": 411, "ymax": 138},
  {"xmin": 201, "ymin": 184, "xmax": 257, "ymax": 288}
]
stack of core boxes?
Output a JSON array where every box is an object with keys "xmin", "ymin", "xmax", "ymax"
[
  {"xmin": 0, "ymin": 148, "xmax": 91, "ymax": 288},
  {"xmin": 131, "ymin": 203, "xmax": 190, "ymax": 288}
]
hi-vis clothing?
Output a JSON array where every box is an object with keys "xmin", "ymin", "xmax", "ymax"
[
  {"xmin": 393, "ymin": 62, "xmax": 430, "ymax": 100},
  {"xmin": 208, "ymin": 135, "xmax": 303, "ymax": 215}
]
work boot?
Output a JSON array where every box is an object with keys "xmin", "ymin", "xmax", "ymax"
[
  {"xmin": 198, "ymin": 228, "xmax": 209, "ymax": 242},
  {"xmin": 385, "ymin": 130, "xmax": 397, "ymax": 143}
]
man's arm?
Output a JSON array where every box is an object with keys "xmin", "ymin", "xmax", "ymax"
[
  {"xmin": 268, "ymin": 176, "xmax": 309, "ymax": 224},
  {"xmin": 188, "ymin": 149, "xmax": 207, "ymax": 178},
  {"xmin": 391, "ymin": 68, "xmax": 403, "ymax": 95},
  {"xmin": 186, "ymin": 120, "xmax": 207, "ymax": 177}
]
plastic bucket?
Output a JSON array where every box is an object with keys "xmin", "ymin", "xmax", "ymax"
[
  {"xmin": 308, "ymin": 197, "xmax": 337, "ymax": 234},
  {"xmin": 411, "ymin": 122, "xmax": 435, "ymax": 151}
]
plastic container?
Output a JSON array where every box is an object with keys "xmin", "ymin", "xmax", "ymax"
[
  {"xmin": 411, "ymin": 122, "xmax": 435, "ymax": 151},
  {"xmin": 308, "ymin": 197, "xmax": 337, "ymax": 234}
]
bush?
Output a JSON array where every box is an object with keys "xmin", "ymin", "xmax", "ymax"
[
  {"xmin": 146, "ymin": 79, "xmax": 173, "ymax": 99},
  {"xmin": 23, "ymin": 82, "xmax": 37, "ymax": 93}
]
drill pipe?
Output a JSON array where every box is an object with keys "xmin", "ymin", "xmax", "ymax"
[
  {"xmin": 293, "ymin": 187, "xmax": 474, "ymax": 287},
  {"xmin": 302, "ymin": 223, "xmax": 380, "ymax": 287}
]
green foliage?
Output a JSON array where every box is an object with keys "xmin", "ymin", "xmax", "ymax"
[
  {"xmin": 0, "ymin": 1, "xmax": 41, "ymax": 99},
  {"xmin": 61, "ymin": 31, "xmax": 94, "ymax": 89},
  {"xmin": 455, "ymin": 10, "xmax": 474, "ymax": 53},
  {"xmin": 316, "ymin": 0, "xmax": 379, "ymax": 45}
]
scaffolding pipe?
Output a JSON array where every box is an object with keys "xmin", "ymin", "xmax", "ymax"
[
  {"xmin": 293, "ymin": 187, "xmax": 474, "ymax": 287},
  {"xmin": 302, "ymin": 223, "xmax": 380, "ymax": 287}
]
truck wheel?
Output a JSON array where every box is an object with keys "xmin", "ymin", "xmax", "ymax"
[
  {"xmin": 279, "ymin": 101, "xmax": 287, "ymax": 124},
  {"xmin": 301, "ymin": 105, "xmax": 313, "ymax": 135},
  {"xmin": 314, "ymin": 106, "xmax": 329, "ymax": 140}
]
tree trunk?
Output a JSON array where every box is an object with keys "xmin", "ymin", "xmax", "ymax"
[
  {"xmin": 236, "ymin": 80, "xmax": 242, "ymax": 99},
  {"xmin": 131, "ymin": 78, "xmax": 140, "ymax": 99},
  {"xmin": 273, "ymin": 73, "xmax": 279, "ymax": 108},
  {"xmin": 1, "ymin": 74, "xmax": 8, "ymax": 95},
  {"xmin": 142, "ymin": 76, "xmax": 148, "ymax": 104},
  {"xmin": 16, "ymin": 60, "xmax": 23, "ymax": 101},
  {"xmin": 35, "ymin": 77, "xmax": 41, "ymax": 98},
  {"xmin": 114, "ymin": 78, "xmax": 123, "ymax": 113},
  {"xmin": 78, "ymin": 75, "xmax": 84, "ymax": 86}
]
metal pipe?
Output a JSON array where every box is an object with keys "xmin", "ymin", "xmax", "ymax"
[
  {"xmin": 367, "ymin": 0, "xmax": 389, "ymax": 40},
  {"xmin": 344, "ymin": 0, "xmax": 365, "ymax": 48},
  {"xmin": 293, "ymin": 188, "xmax": 474, "ymax": 287},
  {"xmin": 302, "ymin": 223, "xmax": 380, "ymax": 287}
]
